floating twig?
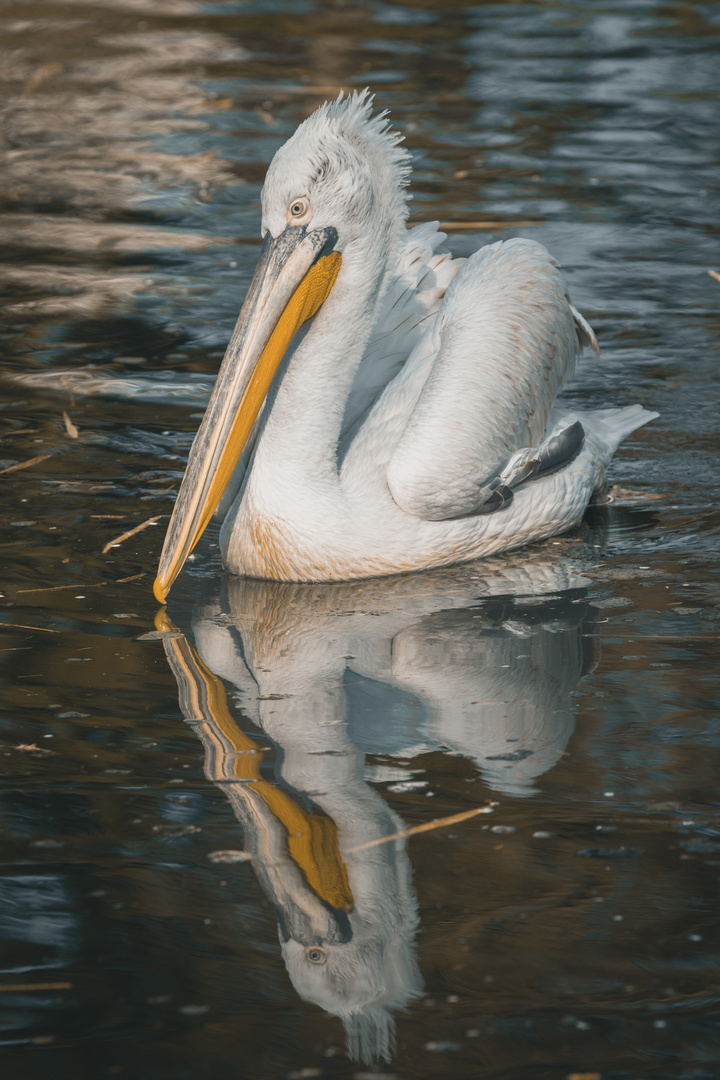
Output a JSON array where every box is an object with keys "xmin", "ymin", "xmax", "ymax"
[
  {"xmin": 63, "ymin": 411, "xmax": 79, "ymax": 439},
  {"xmin": 102, "ymin": 515, "xmax": 162, "ymax": 555},
  {"xmin": 0, "ymin": 454, "xmax": 51, "ymax": 476},
  {"xmin": 91, "ymin": 515, "xmax": 125, "ymax": 519},
  {"xmin": 349, "ymin": 807, "xmax": 491, "ymax": 853},
  {"xmin": 16, "ymin": 572, "xmax": 146, "ymax": 594},
  {"xmin": 0, "ymin": 982, "xmax": 72, "ymax": 993},
  {"xmin": 709, "ymin": 270, "xmax": 720, "ymax": 283},
  {"xmin": 17, "ymin": 583, "xmax": 106, "ymax": 594},
  {"xmin": 0, "ymin": 621, "xmax": 59, "ymax": 633},
  {"xmin": 15, "ymin": 743, "xmax": 56, "ymax": 754}
]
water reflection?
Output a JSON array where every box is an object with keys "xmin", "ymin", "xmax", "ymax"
[{"xmin": 160, "ymin": 555, "xmax": 597, "ymax": 1062}]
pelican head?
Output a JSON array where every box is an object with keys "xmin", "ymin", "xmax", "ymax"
[
  {"xmin": 153, "ymin": 91, "xmax": 410, "ymax": 603},
  {"xmin": 262, "ymin": 89, "xmax": 410, "ymax": 254}
]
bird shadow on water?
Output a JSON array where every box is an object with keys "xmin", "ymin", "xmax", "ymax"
[{"xmin": 156, "ymin": 552, "xmax": 599, "ymax": 1065}]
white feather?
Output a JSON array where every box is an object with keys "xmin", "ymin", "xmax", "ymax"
[{"xmin": 339, "ymin": 220, "xmax": 462, "ymax": 455}]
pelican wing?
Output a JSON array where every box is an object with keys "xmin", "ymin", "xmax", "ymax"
[
  {"xmin": 380, "ymin": 238, "xmax": 595, "ymax": 520},
  {"xmin": 338, "ymin": 222, "xmax": 462, "ymax": 457}
]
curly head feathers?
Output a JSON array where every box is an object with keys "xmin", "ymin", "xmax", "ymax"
[{"xmin": 261, "ymin": 90, "xmax": 412, "ymax": 254}]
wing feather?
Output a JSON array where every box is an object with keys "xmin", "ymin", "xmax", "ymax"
[
  {"xmin": 338, "ymin": 222, "xmax": 463, "ymax": 457},
  {"xmin": 384, "ymin": 238, "xmax": 593, "ymax": 520}
]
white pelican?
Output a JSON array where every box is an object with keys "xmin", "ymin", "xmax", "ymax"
[{"xmin": 154, "ymin": 90, "xmax": 656, "ymax": 602}]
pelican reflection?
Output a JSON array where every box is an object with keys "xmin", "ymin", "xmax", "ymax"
[{"xmin": 159, "ymin": 555, "xmax": 597, "ymax": 1063}]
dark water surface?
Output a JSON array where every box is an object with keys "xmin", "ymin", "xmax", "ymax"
[{"xmin": 1, "ymin": 1, "xmax": 720, "ymax": 1077}]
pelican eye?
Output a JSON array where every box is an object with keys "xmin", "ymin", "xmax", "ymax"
[
  {"xmin": 288, "ymin": 196, "xmax": 310, "ymax": 222},
  {"xmin": 305, "ymin": 945, "xmax": 328, "ymax": 965}
]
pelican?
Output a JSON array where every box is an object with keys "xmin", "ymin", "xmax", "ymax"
[{"xmin": 154, "ymin": 90, "xmax": 657, "ymax": 602}]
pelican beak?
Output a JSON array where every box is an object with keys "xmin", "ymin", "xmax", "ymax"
[{"xmin": 153, "ymin": 226, "xmax": 342, "ymax": 603}]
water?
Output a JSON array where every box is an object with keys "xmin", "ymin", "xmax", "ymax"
[{"xmin": 1, "ymin": 1, "xmax": 719, "ymax": 1077}]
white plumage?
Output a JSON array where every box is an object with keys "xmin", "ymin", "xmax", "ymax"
[{"xmin": 154, "ymin": 90, "xmax": 657, "ymax": 599}]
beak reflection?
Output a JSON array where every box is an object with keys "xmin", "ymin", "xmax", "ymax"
[{"xmin": 156, "ymin": 608, "xmax": 354, "ymax": 945}]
